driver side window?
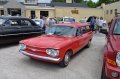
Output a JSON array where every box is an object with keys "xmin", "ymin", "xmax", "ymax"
[{"xmin": 76, "ymin": 27, "xmax": 81, "ymax": 36}]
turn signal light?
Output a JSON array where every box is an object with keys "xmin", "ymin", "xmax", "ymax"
[{"xmin": 107, "ymin": 59, "xmax": 116, "ymax": 66}]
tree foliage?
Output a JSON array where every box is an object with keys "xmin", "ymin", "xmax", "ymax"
[
  {"xmin": 52, "ymin": 0, "xmax": 120, "ymax": 7},
  {"xmin": 73, "ymin": 0, "xmax": 84, "ymax": 3},
  {"xmin": 97, "ymin": 0, "xmax": 120, "ymax": 6},
  {"xmin": 52, "ymin": 0, "xmax": 97, "ymax": 8},
  {"xmin": 87, "ymin": 0, "xmax": 97, "ymax": 8},
  {"xmin": 52, "ymin": 0, "xmax": 65, "ymax": 2}
]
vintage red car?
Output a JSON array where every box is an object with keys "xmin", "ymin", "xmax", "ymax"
[
  {"xmin": 19, "ymin": 23, "xmax": 93, "ymax": 67},
  {"xmin": 100, "ymin": 13, "xmax": 120, "ymax": 79}
]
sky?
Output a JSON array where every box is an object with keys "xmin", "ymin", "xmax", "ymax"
[{"xmin": 92, "ymin": 0, "xmax": 98, "ymax": 2}]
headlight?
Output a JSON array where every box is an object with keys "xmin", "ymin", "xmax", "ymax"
[
  {"xmin": 46, "ymin": 49, "xmax": 59, "ymax": 57},
  {"xmin": 19, "ymin": 44, "xmax": 26, "ymax": 50},
  {"xmin": 116, "ymin": 52, "xmax": 120, "ymax": 67}
]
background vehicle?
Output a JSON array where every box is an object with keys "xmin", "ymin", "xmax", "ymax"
[
  {"xmin": 58, "ymin": 17, "xmax": 75, "ymax": 23},
  {"xmin": 32, "ymin": 19, "xmax": 40, "ymax": 26},
  {"xmin": 87, "ymin": 16, "xmax": 96, "ymax": 22},
  {"xmin": 19, "ymin": 23, "xmax": 93, "ymax": 67},
  {"xmin": 0, "ymin": 16, "xmax": 43, "ymax": 45},
  {"xmin": 100, "ymin": 13, "xmax": 120, "ymax": 79},
  {"xmin": 79, "ymin": 19, "xmax": 87, "ymax": 23}
]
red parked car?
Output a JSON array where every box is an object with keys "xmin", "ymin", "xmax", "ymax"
[
  {"xmin": 19, "ymin": 23, "xmax": 93, "ymax": 67},
  {"xmin": 101, "ymin": 13, "xmax": 120, "ymax": 79}
]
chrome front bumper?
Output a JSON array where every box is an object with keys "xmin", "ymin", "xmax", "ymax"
[{"xmin": 20, "ymin": 50, "xmax": 60, "ymax": 62}]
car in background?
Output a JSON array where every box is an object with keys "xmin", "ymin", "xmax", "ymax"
[
  {"xmin": 100, "ymin": 13, "xmax": 120, "ymax": 79},
  {"xmin": 0, "ymin": 16, "xmax": 42, "ymax": 45},
  {"xmin": 32, "ymin": 19, "xmax": 40, "ymax": 26},
  {"xmin": 58, "ymin": 17, "xmax": 75, "ymax": 23},
  {"xmin": 19, "ymin": 23, "xmax": 93, "ymax": 67},
  {"xmin": 79, "ymin": 19, "xmax": 87, "ymax": 23},
  {"xmin": 87, "ymin": 16, "xmax": 96, "ymax": 22}
]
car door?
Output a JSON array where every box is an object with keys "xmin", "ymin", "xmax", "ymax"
[
  {"xmin": 74, "ymin": 27, "xmax": 85, "ymax": 52},
  {"xmin": 20, "ymin": 19, "xmax": 41, "ymax": 39},
  {"xmin": 1, "ymin": 18, "xmax": 23, "ymax": 44},
  {"xmin": 81, "ymin": 26, "xmax": 92, "ymax": 47},
  {"xmin": 85, "ymin": 25, "xmax": 93, "ymax": 42}
]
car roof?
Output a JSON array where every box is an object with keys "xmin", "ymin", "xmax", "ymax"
[
  {"xmin": 32, "ymin": 19, "xmax": 40, "ymax": 20},
  {"xmin": 54, "ymin": 22, "xmax": 90, "ymax": 28},
  {"xmin": 0, "ymin": 16, "xmax": 29, "ymax": 19}
]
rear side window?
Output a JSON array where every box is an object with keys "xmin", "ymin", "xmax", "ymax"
[
  {"xmin": 0, "ymin": 18, "xmax": 5, "ymax": 25},
  {"xmin": 21, "ymin": 19, "xmax": 32, "ymax": 26},
  {"xmin": 5, "ymin": 19, "xmax": 21, "ymax": 27}
]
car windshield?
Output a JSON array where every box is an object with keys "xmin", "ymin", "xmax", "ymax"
[
  {"xmin": 113, "ymin": 19, "xmax": 120, "ymax": 35},
  {"xmin": 64, "ymin": 18, "xmax": 70, "ymax": 22},
  {"xmin": 34, "ymin": 20, "xmax": 40, "ymax": 22},
  {"xmin": 45, "ymin": 26, "xmax": 75, "ymax": 37},
  {"xmin": 0, "ymin": 18, "xmax": 5, "ymax": 25}
]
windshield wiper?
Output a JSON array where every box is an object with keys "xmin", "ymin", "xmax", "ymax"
[{"xmin": 54, "ymin": 34, "xmax": 62, "ymax": 36}]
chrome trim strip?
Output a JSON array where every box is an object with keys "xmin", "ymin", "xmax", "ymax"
[
  {"xmin": 0, "ymin": 32, "xmax": 41, "ymax": 37},
  {"xmin": 20, "ymin": 50, "xmax": 60, "ymax": 62}
]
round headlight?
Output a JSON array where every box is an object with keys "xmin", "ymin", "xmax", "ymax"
[
  {"xmin": 116, "ymin": 52, "xmax": 120, "ymax": 67},
  {"xmin": 46, "ymin": 49, "xmax": 59, "ymax": 57},
  {"xmin": 19, "ymin": 44, "xmax": 26, "ymax": 50}
]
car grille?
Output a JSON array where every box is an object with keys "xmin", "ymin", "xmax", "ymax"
[{"xmin": 25, "ymin": 45, "xmax": 47, "ymax": 56}]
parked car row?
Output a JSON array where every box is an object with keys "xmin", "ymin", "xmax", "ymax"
[
  {"xmin": 0, "ymin": 16, "xmax": 43, "ymax": 44},
  {"xmin": 1, "ymin": 15, "xmax": 120, "ymax": 79}
]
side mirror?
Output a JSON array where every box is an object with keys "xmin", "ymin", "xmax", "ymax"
[{"xmin": 100, "ymin": 29, "xmax": 108, "ymax": 35}]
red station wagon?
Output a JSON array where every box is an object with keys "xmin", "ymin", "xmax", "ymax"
[
  {"xmin": 19, "ymin": 23, "xmax": 93, "ymax": 67},
  {"xmin": 101, "ymin": 13, "xmax": 120, "ymax": 79}
]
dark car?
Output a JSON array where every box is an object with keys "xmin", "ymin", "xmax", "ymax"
[
  {"xmin": 87, "ymin": 16, "xmax": 96, "ymax": 22},
  {"xmin": 0, "ymin": 16, "xmax": 42, "ymax": 45}
]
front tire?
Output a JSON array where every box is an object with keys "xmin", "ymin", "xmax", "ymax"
[
  {"xmin": 101, "ymin": 66, "xmax": 107, "ymax": 79},
  {"xmin": 86, "ymin": 40, "xmax": 91, "ymax": 48},
  {"xmin": 59, "ymin": 51, "xmax": 71, "ymax": 67}
]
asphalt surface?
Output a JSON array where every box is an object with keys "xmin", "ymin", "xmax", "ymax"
[{"xmin": 0, "ymin": 33, "xmax": 106, "ymax": 79}]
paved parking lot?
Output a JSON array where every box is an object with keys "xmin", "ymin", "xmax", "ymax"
[{"xmin": 0, "ymin": 33, "xmax": 105, "ymax": 79}]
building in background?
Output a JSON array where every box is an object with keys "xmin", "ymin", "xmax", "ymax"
[
  {"xmin": 0, "ymin": 0, "xmax": 103, "ymax": 21},
  {"xmin": 98, "ymin": 1, "xmax": 120, "ymax": 22}
]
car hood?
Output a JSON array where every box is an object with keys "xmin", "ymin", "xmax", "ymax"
[
  {"xmin": 20, "ymin": 35, "xmax": 72, "ymax": 49},
  {"xmin": 110, "ymin": 35, "xmax": 120, "ymax": 51}
]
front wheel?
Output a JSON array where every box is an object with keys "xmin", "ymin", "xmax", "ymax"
[
  {"xmin": 101, "ymin": 66, "xmax": 107, "ymax": 79},
  {"xmin": 86, "ymin": 40, "xmax": 91, "ymax": 48},
  {"xmin": 59, "ymin": 51, "xmax": 71, "ymax": 67}
]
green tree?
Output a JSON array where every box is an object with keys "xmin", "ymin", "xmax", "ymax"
[
  {"xmin": 73, "ymin": 0, "xmax": 84, "ymax": 3},
  {"xmin": 96, "ymin": 0, "xmax": 120, "ymax": 6},
  {"xmin": 87, "ymin": 0, "xmax": 97, "ymax": 8},
  {"xmin": 52, "ymin": 0, "xmax": 65, "ymax": 2}
]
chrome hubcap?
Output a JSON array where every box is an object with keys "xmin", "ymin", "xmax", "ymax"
[{"xmin": 64, "ymin": 53, "xmax": 70, "ymax": 65}]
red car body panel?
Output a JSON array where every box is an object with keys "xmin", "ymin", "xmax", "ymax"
[
  {"xmin": 20, "ymin": 23, "xmax": 93, "ymax": 63},
  {"xmin": 103, "ymin": 16, "xmax": 120, "ymax": 79}
]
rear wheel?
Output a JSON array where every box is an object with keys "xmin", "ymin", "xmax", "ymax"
[{"xmin": 59, "ymin": 51, "xmax": 71, "ymax": 67}]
